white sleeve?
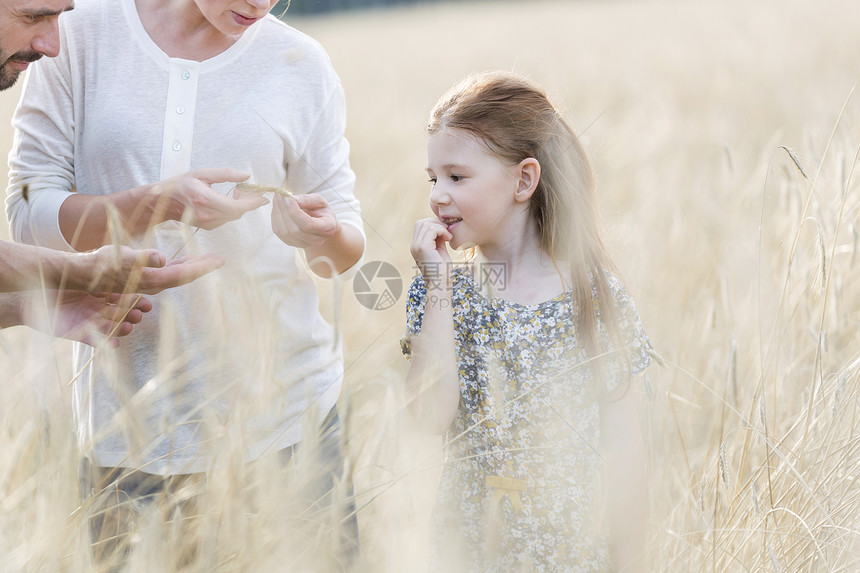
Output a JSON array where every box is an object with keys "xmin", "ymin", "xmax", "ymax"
[
  {"xmin": 285, "ymin": 77, "xmax": 366, "ymax": 276},
  {"xmin": 287, "ymin": 80, "xmax": 365, "ymax": 241},
  {"xmin": 5, "ymin": 45, "xmax": 77, "ymax": 251}
]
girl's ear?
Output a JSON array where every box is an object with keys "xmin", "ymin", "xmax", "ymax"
[{"xmin": 514, "ymin": 158, "xmax": 541, "ymax": 203}]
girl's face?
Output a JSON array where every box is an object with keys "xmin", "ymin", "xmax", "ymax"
[
  {"xmin": 426, "ymin": 128, "xmax": 525, "ymax": 251},
  {"xmin": 192, "ymin": 0, "xmax": 277, "ymax": 36}
]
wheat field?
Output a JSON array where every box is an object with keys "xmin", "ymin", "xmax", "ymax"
[{"xmin": 2, "ymin": 0, "xmax": 860, "ymax": 571}]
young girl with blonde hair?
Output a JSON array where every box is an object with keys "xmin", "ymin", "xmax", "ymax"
[{"xmin": 403, "ymin": 71, "xmax": 652, "ymax": 571}]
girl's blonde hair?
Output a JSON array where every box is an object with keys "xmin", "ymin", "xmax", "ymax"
[{"xmin": 427, "ymin": 71, "xmax": 621, "ymax": 375}]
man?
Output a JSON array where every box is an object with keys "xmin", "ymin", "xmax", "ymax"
[
  {"xmin": 0, "ymin": 0, "xmax": 262, "ymax": 343},
  {"xmin": 0, "ymin": 0, "xmax": 70, "ymax": 90}
]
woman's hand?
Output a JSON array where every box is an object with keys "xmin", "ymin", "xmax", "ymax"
[
  {"xmin": 59, "ymin": 168, "xmax": 269, "ymax": 252},
  {"xmin": 270, "ymin": 193, "xmax": 340, "ymax": 248},
  {"xmin": 262, "ymin": 192, "xmax": 364, "ymax": 277},
  {"xmin": 147, "ymin": 168, "xmax": 269, "ymax": 230}
]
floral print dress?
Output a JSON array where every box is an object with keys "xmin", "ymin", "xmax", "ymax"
[{"xmin": 402, "ymin": 266, "xmax": 652, "ymax": 572}]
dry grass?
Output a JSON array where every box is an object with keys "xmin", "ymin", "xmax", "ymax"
[{"xmin": 2, "ymin": 0, "xmax": 860, "ymax": 570}]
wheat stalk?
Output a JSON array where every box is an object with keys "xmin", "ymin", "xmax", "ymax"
[{"xmin": 235, "ymin": 182, "xmax": 294, "ymax": 198}]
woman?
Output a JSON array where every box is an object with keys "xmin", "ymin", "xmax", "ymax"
[{"xmin": 7, "ymin": 0, "xmax": 364, "ymax": 566}]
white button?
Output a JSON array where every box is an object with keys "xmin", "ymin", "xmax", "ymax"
[
  {"xmin": 172, "ymin": 142, "xmax": 182, "ymax": 151},
  {"xmin": 176, "ymin": 105, "xmax": 185, "ymax": 114},
  {"xmin": 182, "ymin": 70, "xmax": 191, "ymax": 80}
]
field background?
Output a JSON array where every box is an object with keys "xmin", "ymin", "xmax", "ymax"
[{"xmin": 2, "ymin": 0, "xmax": 860, "ymax": 570}]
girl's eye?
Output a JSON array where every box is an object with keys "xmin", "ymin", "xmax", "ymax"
[
  {"xmin": 428, "ymin": 178, "xmax": 437, "ymax": 185},
  {"xmin": 450, "ymin": 175, "xmax": 462, "ymax": 182}
]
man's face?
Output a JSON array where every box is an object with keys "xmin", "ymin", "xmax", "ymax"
[{"xmin": 0, "ymin": 0, "xmax": 74, "ymax": 91}]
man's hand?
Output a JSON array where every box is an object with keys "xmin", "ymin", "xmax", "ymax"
[
  {"xmin": 17, "ymin": 290, "xmax": 152, "ymax": 347},
  {"xmin": 68, "ymin": 245, "xmax": 225, "ymax": 295}
]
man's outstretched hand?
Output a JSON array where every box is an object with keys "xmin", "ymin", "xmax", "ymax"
[{"xmin": 71, "ymin": 245, "xmax": 225, "ymax": 294}]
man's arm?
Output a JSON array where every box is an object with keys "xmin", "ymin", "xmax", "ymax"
[{"xmin": 0, "ymin": 240, "xmax": 225, "ymax": 295}]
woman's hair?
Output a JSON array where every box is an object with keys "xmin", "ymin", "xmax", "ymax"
[{"xmin": 427, "ymin": 71, "xmax": 621, "ymax": 375}]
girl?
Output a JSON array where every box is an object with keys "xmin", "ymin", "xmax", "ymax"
[{"xmin": 403, "ymin": 72, "xmax": 652, "ymax": 571}]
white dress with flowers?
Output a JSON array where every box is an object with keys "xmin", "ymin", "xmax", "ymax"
[{"xmin": 402, "ymin": 266, "xmax": 652, "ymax": 572}]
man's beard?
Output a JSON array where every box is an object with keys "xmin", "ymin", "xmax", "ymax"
[{"xmin": 0, "ymin": 50, "xmax": 43, "ymax": 91}]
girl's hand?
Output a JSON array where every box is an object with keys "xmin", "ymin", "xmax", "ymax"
[
  {"xmin": 406, "ymin": 217, "xmax": 460, "ymax": 433},
  {"xmin": 271, "ymin": 193, "xmax": 341, "ymax": 248},
  {"xmin": 149, "ymin": 168, "xmax": 269, "ymax": 230},
  {"xmin": 411, "ymin": 217, "xmax": 453, "ymax": 278}
]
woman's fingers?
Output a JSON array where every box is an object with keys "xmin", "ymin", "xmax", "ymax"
[
  {"xmin": 191, "ymin": 167, "xmax": 250, "ymax": 186},
  {"xmin": 271, "ymin": 193, "xmax": 339, "ymax": 247},
  {"xmin": 290, "ymin": 193, "xmax": 328, "ymax": 211},
  {"xmin": 193, "ymin": 190, "xmax": 268, "ymax": 229}
]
